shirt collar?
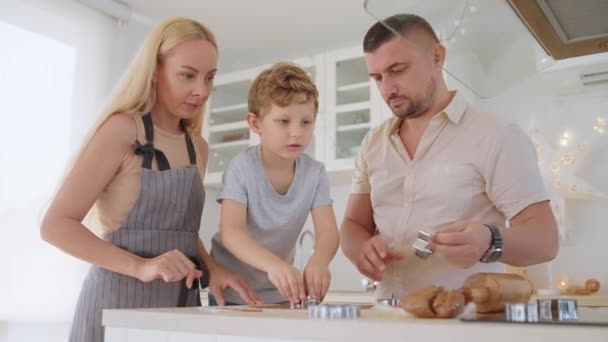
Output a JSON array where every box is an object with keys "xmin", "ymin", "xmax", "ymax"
[
  {"xmin": 388, "ymin": 90, "xmax": 467, "ymax": 136},
  {"xmin": 442, "ymin": 90, "xmax": 467, "ymax": 124}
]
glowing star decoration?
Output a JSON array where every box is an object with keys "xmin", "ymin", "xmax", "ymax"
[
  {"xmin": 594, "ymin": 117, "xmax": 607, "ymax": 134},
  {"xmin": 528, "ymin": 117, "xmax": 608, "ymax": 239},
  {"xmin": 529, "ymin": 127, "xmax": 607, "ymax": 199}
]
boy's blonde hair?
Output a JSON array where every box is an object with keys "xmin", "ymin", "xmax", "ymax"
[{"xmin": 248, "ymin": 62, "xmax": 319, "ymax": 117}]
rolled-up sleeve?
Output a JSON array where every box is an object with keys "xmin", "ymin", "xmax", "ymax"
[
  {"xmin": 351, "ymin": 132, "xmax": 371, "ymax": 194},
  {"xmin": 484, "ymin": 124, "xmax": 550, "ymax": 220}
]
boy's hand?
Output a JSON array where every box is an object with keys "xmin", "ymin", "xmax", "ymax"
[
  {"xmin": 267, "ymin": 260, "xmax": 306, "ymax": 304},
  {"xmin": 303, "ymin": 255, "xmax": 331, "ymax": 301}
]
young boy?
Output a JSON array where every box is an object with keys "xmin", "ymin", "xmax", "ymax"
[{"xmin": 209, "ymin": 62, "xmax": 339, "ymax": 305}]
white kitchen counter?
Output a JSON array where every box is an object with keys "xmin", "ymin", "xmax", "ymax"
[{"xmin": 102, "ymin": 304, "xmax": 608, "ymax": 342}]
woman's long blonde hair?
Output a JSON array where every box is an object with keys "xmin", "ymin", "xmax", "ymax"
[
  {"xmin": 84, "ymin": 17, "xmax": 217, "ymax": 154},
  {"xmin": 66, "ymin": 18, "xmax": 217, "ymax": 231}
]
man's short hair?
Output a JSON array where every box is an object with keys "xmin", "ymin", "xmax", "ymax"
[{"xmin": 363, "ymin": 14, "xmax": 440, "ymax": 53}]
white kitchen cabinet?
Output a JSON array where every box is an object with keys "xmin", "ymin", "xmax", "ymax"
[
  {"xmin": 324, "ymin": 46, "xmax": 391, "ymax": 173},
  {"xmin": 203, "ymin": 67, "xmax": 258, "ymax": 186}
]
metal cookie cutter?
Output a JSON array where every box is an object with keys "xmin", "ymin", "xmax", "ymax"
[
  {"xmin": 412, "ymin": 231, "xmax": 434, "ymax": 259},
  {"xmin": 505, "ymin": 299, "xmax": 578, "ymax": 323},
  {"xmin": 377, "ymin": 298, "xmax": 400, "ymax": 306},
  {"xmin": 537, "ymin": 298, "xmax": 578, "ymax": 321},
  {"xmin": 308, "ymin": 304, "xmax": 361, "ymax": 319},
  {"xmin": 505, "ymin": 303, "xmax": 539, "ymax": 322},
  {"xmin": 291, "ymin": 297, "xmax": 318, "ymax": 309}
]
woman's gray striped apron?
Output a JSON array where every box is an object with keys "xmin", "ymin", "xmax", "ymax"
[{"xmin": 69, "ymin": 113, "xmax": 209, "ymax": 342}]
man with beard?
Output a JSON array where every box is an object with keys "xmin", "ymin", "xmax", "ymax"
[{"xmin": 340, "ymin": 14, "xmax": 559, "ymax": 299}]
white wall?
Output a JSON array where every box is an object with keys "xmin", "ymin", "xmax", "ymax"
[
  {"xmin": 0, "ymin": 17, "xmax": 77, "ymax": 320},
  {"xmin": 2, "ymin": 322, "xmax": 71, "ymax": 342},
  {"xmin": 0, "ymin": 0, "xmax": 120, "ymax": 145},
  {"xmin": 0, "ymin": 0, "xmax": 120, "ymax": 340},
  {"xmin": 108, "ymin": 13, "xmax": 155, "ymax": 87},
  {"xmin": 0, "ymin": 322, "xmax": 6, "ymax": 342}
]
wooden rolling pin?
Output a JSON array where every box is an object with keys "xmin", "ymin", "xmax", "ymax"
[
  {"xmin": 399, "ymin": 273, "xmax": 533, "ymax": 318},
  {"xmin": 400, "ymin": 272, "xmax": 570, "ymax": 317},
  {"xmin": 563, "ymin": 279, "xmax": 601, "ymax": 295},
  {"xmin": 462, "ymin": 272, "xmax": 534, "ymax": 314}
]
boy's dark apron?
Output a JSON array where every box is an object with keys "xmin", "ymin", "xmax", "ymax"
[{"xmin": 69, "ymin": 113, "xmax": 208, "ymax": 342}]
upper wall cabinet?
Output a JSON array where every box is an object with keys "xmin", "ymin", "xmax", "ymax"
[
  {"xmin": 324, "ymin": 47, "xmax": 391, "ymax": 173},
  {"xmin": 202, "ymin": 47, "xmax": 391, "ymax": 187},
  {"xmin": 204, "ymin": 68, "xmax": 257, "ymax": 186}
]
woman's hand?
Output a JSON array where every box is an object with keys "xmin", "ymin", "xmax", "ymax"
[{"xmin": 135, "ymin": 249, "xmax": 202, "ymax": 288}]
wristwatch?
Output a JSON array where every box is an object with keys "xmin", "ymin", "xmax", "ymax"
[{"xmin": 480, "ymin": 224, "xmax": 503, "ymax": 263}]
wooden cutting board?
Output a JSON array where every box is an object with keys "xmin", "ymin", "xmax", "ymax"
[
  {"xmin": 206, "ymin": 303, "xmax": 375, "ymax": 315},
  {"xmin": 247, "ymin": 303, "xmax": 374, "ymax": 310}
]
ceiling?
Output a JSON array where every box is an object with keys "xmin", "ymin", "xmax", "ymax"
[
  {"xmin": 120, "ymin": 0, "xmax": 377, "ymax": 71},
  {"xmin": 116, "ymin": 0, "xmax": 549, "ymax": 97}
]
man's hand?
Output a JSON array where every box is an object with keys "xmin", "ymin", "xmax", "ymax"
[
  {"xmin": 355, "ymin": 236, "xmax": 404, "ymax": 281},
  {"xmin": 431, "ymin": 221, "xmax": 492, "ymax": 269}
]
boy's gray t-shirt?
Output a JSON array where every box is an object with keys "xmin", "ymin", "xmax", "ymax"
[{"xmin": 210, "ymin": 145, "xmax": 333, "ymax": 304}]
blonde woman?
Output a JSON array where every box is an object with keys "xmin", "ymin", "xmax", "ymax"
[{"xmin": 41, "ymin": 17, "xmax": 259, "ymax": 342}]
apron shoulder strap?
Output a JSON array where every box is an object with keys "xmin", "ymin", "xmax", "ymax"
[
  {"xmin": 132, "ymin": 113, "xmax": 171, "ymax": 171},
  {"xmin": 180, "ymin": 120, "xmax": 197, "ymax": 166}
]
